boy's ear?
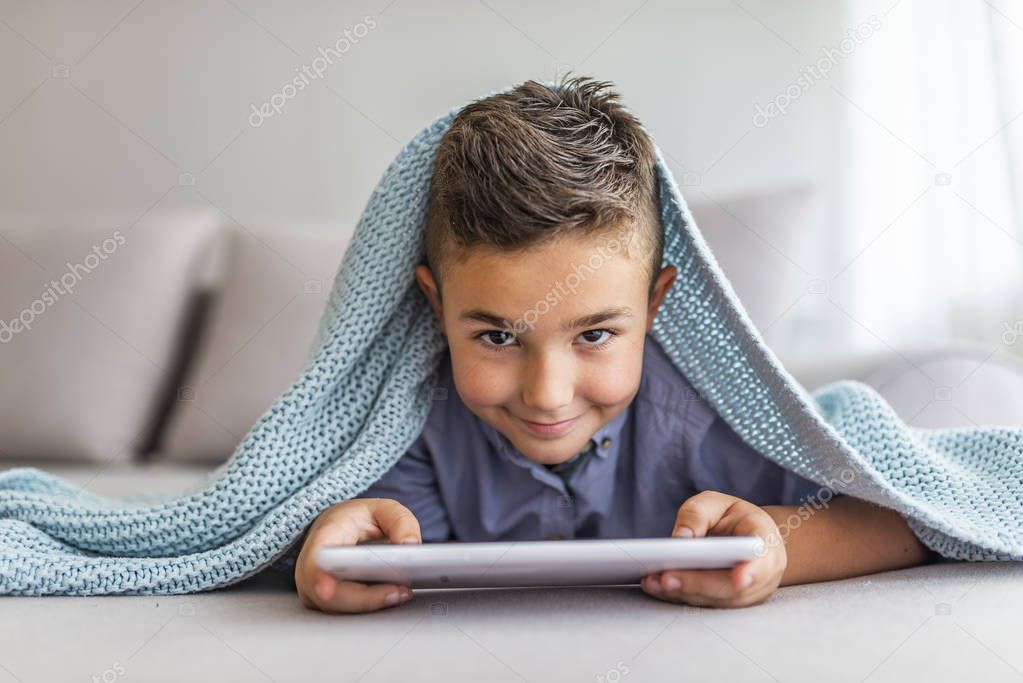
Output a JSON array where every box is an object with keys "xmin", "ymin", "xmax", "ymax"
[
  {"xmin": 414, "ymin": 264, "xmax": 446, "ymax": 334},
  {"xmin": 645, "ymin": 264, "xmax": 678, "ymax": 332}
]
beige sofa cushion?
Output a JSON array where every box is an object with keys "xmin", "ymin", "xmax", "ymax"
[
  {"xmin": 860, "ymin": 345, "xmax": 1023, "ymax": 428},
  {"xmin": 0, "ymin": 209, "xmax": 222, "ymax": 461},
  {"xmin": 688, "ymin": 185, "xmax": 821, "ymax": 336},
  {"xmin": 157, "ymin": 219, "xmax": 353, "ymax": 462}
]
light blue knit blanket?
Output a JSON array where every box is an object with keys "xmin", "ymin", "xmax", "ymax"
[{"xmin": 3, "ymin": 90, "xmax": 1023, "ymax": 596}]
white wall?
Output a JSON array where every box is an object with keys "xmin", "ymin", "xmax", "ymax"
[
  {"xmin": 0, "ymin": 0, "xmax": 843, "ymax": 223},
  {"xmin": 8, "ymin": 0, "xmax": 1019, "ymax": 381}
]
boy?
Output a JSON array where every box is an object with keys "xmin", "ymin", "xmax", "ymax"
[{"xmin": 295, "ymin": 76, "xmax": 935, "ymax": 613}]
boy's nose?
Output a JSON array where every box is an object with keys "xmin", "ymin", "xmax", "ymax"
[{"xmin": 520, "ymin": 356, "xmax": 574, "ymax": 413}]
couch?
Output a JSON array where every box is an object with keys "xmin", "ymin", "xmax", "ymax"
[{"xmin": 2, "ymin": 191, "xmax": 1022, "ymax": 682}]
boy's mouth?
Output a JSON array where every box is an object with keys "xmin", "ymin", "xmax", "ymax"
[{"xmin": 518, "ymin": 413, "xmax": 583, "ymax": 438}]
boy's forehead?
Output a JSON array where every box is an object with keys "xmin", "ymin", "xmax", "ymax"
[{"xmin": 443, "ymin": 231, "xmax": 646, "ymax": 323}]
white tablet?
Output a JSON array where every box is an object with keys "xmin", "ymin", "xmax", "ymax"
[{"xmin": 316, "ymin": 536, "xmax": 763, "ymax": 589}]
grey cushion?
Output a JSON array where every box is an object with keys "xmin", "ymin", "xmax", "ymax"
[
  {"xmin": 157, "ymin": 219, "xmax": 353, "ymax": 461},
  {"xmin": 859, "ymin": 344, "xmax": 1023, "ymax": 428},
  {"xmin": 0, "ymin": 209, "xmax": 221, "ymax": 461},
  {"xmin": 689, "ymin": 185, "xmax": 821, "ymax": 339}
]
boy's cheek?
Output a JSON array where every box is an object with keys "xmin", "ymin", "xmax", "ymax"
[
  {"xmin": 451, "ymin": 356, "xmax": 518, "ymax": 407},
  {"xmin": 577, "ymin": 361, "xmax": 642, "ymax": 407}
]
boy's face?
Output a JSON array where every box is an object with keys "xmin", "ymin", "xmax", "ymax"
[{"xmin": 415, "ymin": 228, "xmax": 677, "ymax": 466}]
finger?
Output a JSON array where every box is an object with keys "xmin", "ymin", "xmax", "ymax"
[
  {"xmin": 726, "ymin": 512, "xmax": 782, "ymax": 587},
  {"xmin": 296, "ymin": 500, "xmax": 417, "ymax": 610},
  {"xmin": 370, "ymin": 499, "xmax": 423, "ymax": 545},
  {"xmin": 296, "ymin": 499, "xmax": 426, "ymax": 613},
  {"xmin": 641, "ymin": 572, "xmax": 723, "ymax": 607},
  {"xmin": 305, "ymin": 499, "xmax": 420, "ymax": 570},
  {"xmin": 656, "ymin": 568, "xmax": 738, "ymax": 601},
  {"xmin": 707, "ymin": 575, "xmax": 779, "ymax": 608},
  {"xmin": 668, "ymin": 580, "xmax": 776, "ymax": 609},
  {"xmin": 672, "ymin": 491, "xmax": 738, "ymax": 538},
  {"xmin": 642, "ymin": 568, "xmax": 767, "ymax": 608},
  {"xmin": 296, "ymin": 506, "xmax": 372, "ymax": 597},
  {"xmin": 305, "ymin": 500, "xmax": 382, "ymax": 551},
  {"xmin": 729, "ymin": 560, "xmax": 759, "ymax": 591},
  {"xmin": 300, "ymin": 577, "xmax": 412, "ymax": 614},
  {"xmin": 652, "ymin": 543, "xmax": 773, "ymax": 601}
]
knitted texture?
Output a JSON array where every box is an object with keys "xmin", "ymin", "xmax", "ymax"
[{"xmin": 2, "ymin": 87, "xmax": 1022, "ymax": 595}]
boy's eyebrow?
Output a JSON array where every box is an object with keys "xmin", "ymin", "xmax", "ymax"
[
  {"xmin": 459, "ymin": 307, "xmax": 634, "ymax": 330},
  {"xmin": 564, "ymin": 307, "xmax": 634, "ymax": 330}
]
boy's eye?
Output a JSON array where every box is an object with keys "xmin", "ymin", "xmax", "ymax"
[
  {"xmin": 577, "ymin": 329, "xmax": 613, "ymax": 346},
  {"xmin": 474, "ymin": 328, "xmax": 618, "ymax": 350},
  {"xmin": 479, "ymin": 330, "xmax": 517, "ymax": 347}
]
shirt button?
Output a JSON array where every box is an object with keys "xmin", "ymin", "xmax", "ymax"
[{"xmin": 600, "ymin": 437, "xmax": 612, "ymax": 450}]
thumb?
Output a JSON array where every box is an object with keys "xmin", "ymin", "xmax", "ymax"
[
  {"xmin": 370, "ymin": 499, "xmax": 423, "ymax": 545},
  {"xmin": 672, "ymin": 490, "xmax": 738, "ymax": 538}
]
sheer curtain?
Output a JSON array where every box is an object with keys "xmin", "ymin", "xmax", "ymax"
[{"xmin": 828, "ymin": 0, "xmax": 1023, "ymax": 355}]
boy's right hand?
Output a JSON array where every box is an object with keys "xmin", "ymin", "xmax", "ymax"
[{"xmin": 295, "ymin": 498, "xmax": 422, "ymax": 613}]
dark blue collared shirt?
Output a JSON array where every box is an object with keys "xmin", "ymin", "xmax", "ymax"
[{"xmin": 355, "ymin": 334, "xmax": 825, "ymax": 541}]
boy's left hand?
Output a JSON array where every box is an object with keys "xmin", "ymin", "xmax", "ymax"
[{"xmin": 641, "ymin": 490, "xmax": 786, "ymax": 608}]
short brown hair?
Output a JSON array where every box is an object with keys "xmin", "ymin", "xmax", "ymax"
[{"xmin": 424, "ymin": 75, "xmax": 663, "ymax": 297}]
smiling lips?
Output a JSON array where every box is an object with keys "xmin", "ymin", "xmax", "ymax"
[{"xmin": 519, "ymin": 414, "xmax": 582, "ymax": 437}]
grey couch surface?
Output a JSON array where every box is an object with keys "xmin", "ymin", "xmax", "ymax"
[
  {"xmin": 3, "ymin": 555, "xmax": 1021, "ymax": 682},
  {"xmin": 2, "ymin": 461, "xmax": 1022, "ymax": 683}
]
